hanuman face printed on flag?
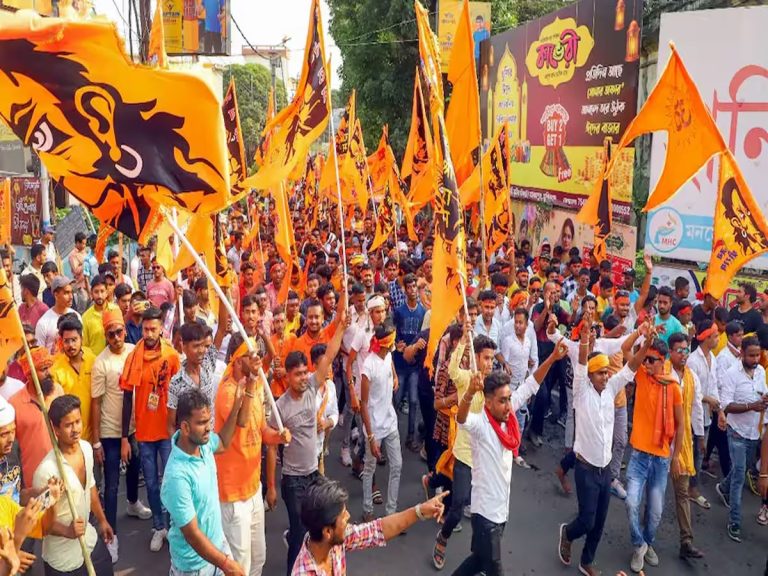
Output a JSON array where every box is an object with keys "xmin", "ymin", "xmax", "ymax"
[
  {"xmin": 721, "ymin": 176, "xmax": 768, "ymax": 256},
  {"xmin": 0, "ymin": 38, "xmax": 224, "ymax": 239}
]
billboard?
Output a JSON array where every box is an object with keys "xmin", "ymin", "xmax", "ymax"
[
  {"xmin": 509, "ymin": 201, "xmax": 637, "ymax": 286},
  {"xmin": 645, "ymin": 7, "xmax": 768, "ymax": 269},
  {"xmin": 10, "ymin": 177, "xmax": 42, "ymax": 247},
  {"xmin": 162, "ymin": 0, "xmax": 231, "ymax": 56},
  {"xmin": 438, "ymin": 0, "xmax": 491, "ymax": 70},
  {"xmin": 479, "ymin": 0, "xmax": 642, "ymax": 223}
]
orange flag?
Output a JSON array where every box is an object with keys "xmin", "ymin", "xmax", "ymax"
[
  {"xmin": 577, "ymin": 137, "xmax": 613, "ymax": 263},
  {"xmin": 273, "ymin": 185, "xmax": 296, "ymax": 267},
  {"xmin": 609, "ymin": 43, "xmax": 726, "ymax": 212},
  {"xmin": 415, "ymin": 0, "xmax": 444, "ymax": 117},
  {"xmin": 0, "ymin": 268, "xmax": 24, "ymax": 370},
  {"xmin": 244, "ymin": 0, "xmax": 330, "ymax": 191},
  {"xmin": 371, "ymin": 179, "xmax": 395, "ymax": 251},
  {"xmin": 94, "ymin": 222, "xmax": 114, "ymax": 262},
  {"xmin": 481, "ymin": 132, "xmax": 511, "ymax": 256},
  {"xmin": 459, "ymin": 123, "xmax": 508, "ymax": 207},
  {"xmin": 302, "ymin": 155, "xmax": 320, "ymax": 230},
  {"xmin": 706, "ymin": 149, "xmax": 768, "ymax": 299},
  {"xmin": 222, "ymin": 79, "xmax": 248, "ymax": 202},
  {"xmin": 0, "ymin": 178, "xmax": 10, "ymax": 245},
  {"xmin": 445, "ymin": 0, "xmax": 480, "ymax": 185},
  {"xmin": 335, "ymin": 90, "xmax": 356, "ymax": 156},
  {"xmin": 0, "ymin": 11, "xmax": 230, "ymax": 242},
  {"xmin": 148, "ymin": 1, "xmax": 168, "ymax": 68},
  {"xmin": 427, "ymin": 114, "xmax": 467, "ymax": 374},
  {"xmin": 367, "ymin": 126, "xmax": 391, "ymax": 198},
  {"xmin": 254, "ymin": 88, "xmax": 275, "ymax": 169},
  {"xmin": 319, "ymin": 92, "xmax": 356, "ymax": 202},
  {"xmin": 341, "ymin": 119, "xmax": 370, "ymax": 213},
  {"xmin": 402, "ymin": 71, "xmax": 436, "ymax": 209}
]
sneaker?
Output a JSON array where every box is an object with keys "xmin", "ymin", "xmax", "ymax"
[
  {"xmin": 557, "ymin": 415, "xmax": 567, "ymax": 429},
  {"xmin": 759, "ymin": 505, "xmax": 768, "ymax": 526},
  {"xmin": 126, "ymin": 499, "xmax": 152, "ymax": 520},
  {"xmin": 530, "ymin": 432, "xmax": 543, "ymax": 447},
  {"xmin": 644, "ymin": 545, "xmax": 659, "ymax": 567},
  {"xmin": 419, "ymin": 445, "xmax": 428, "ymax": 462},
  {"xmin": 452, "ymin": 522, "xmax": 462, "ymax": 533},
  {"xmin": 578, "ymin": 564, "xmax": 601, "ymax": 576},
  {"xmin": 463, "ymin": 505, "xmax": 472, "ymax": 519},
  {"xmin": 514, "ymin": 456, "xmax": 531, "ymax": 469},
  {"xmin": 150, "ymin": 528, "xmax": 167, "ymax": 552},
  {"xmin": 630, "ymin": 542, "xmax": 647, "ymax": 573},
  {"xmin": 106, "ymin": 534, "xmax": 119, "ymax": 564},
  {"xmin": 558, "ymin": 524, "xmax": 571, "ymax": 565},
  {"xmin": 400, "ymin": 401, "xmax": 409, "ymax": 415},
  {"xmin": 747, "ymin": 470, "xmax": 760, "ymax": 496},
  {"xmin": 610, "ymin": 478, "xmax": 627, "ymax": 500},
  {"xmin": 340, "ymin": 446, "xmax": 352, "ymax": 467},
  {"xmin": 715, "ymin": 482, "xmax": 731, "ymax": 509},
  {"xmin": 727, "ymin": 522, "xmax": 742, "ymax": 543}
]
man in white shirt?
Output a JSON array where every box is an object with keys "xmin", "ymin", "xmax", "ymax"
[
  {"xmin": 498, "ymin": 307, "xmax": 537, "ymax": 436},
  {"xmin": 453, "ymin": 341, "xmax": 567, "ymax": 575},
  {"xmin": 685, "ymin": 320, "xmax": 722, "ymax": 506},
  {"xmin": 474, "ymin": 290, "xmax": 502, "ymax": 347},
  {"xmin": 35, "ymin": 276, "xmax": 81, "ymax": 353},
  {"xmin": 558, "ymin": 316, "xmax": 651, "ymax": 575},
  {"xmin": 716, "ymin": 336, "xmax": 768, "ymax": 543}
]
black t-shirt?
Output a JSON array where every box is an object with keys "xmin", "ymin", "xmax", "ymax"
[
  {"xmin": 691, "ymin": 304, "xmax": 714, "ymax": 329},
  {"xmin": 728, "ymin": 306, "xmax": 763, "ymax": 335}
]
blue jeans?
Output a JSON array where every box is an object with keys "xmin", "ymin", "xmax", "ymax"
[
  {"xmin": 395, "ymin": 369, "xmax": 420, "ymax": 440},
  {"xmin": 720, "ymin": 427, "xmax": 759, "ymax": 529},
  {"xmin": 103, "ymin": 436, "xmax": 140, "ymax": 532},
  {"xmin": 139, "ymin": 439, "xmax": 171, "ymax": 531},
  {"xmin": 625, "ymin": 449, "xmax": 670, "ymax": 548}
]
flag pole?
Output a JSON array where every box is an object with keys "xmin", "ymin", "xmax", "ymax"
[
  {"xmin": 457, "ymin": 272, "xmax": 478, "ymax": 372},
  {"xmin": 327, "ymin": 97, "xmax": 350, "ymax": 304},
  {"xmin": 476, "ymin": 121, "xmax": 488, "ymax": 282},
  {"xmin": 171, "ymin": 208, "xmax": 184, "ymax": 326},
  {"xmin": 12, "ymin": 313, "xmax": 96, "ymax": 576},
  {"xmin": 160, "ymin": 207, "xmax": 284, "ymax": 431}
]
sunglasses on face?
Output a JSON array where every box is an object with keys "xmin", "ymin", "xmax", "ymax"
[
  {"xmin": 643, "ymin": 356, "xmax": 661, "ymax": 365},
  {"xmin": 673, "ymin": 347, "xmax": 690, "ymax": 355}
]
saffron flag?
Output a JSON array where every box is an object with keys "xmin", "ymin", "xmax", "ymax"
[
  {"xmin": 254, "ymin": 88, "xmax": 275, "ymax": 169},
  {"xmin": 335, "ymin": 90, "xmax": 356, "ymax": 156},
  {"xmin": 0, "ymin": 11, "xmax": 230, "ymax": 242},
  {"xmin": 459, "ymin": 122, "xmax": 507, "ymax": 207},
  {"xmin": 427, "ymin": 114, "xmax": 467, "ymax": 374},
  {"xmin": 222, "ymin": 79, "xmax": 248, "ymax": 202},
  {"xmin": 169, "ymin": 211, "xmax": 233, "ymax": 287},
  {"xmin": 578, "ymin": 137, "xmax": 613, "ymax": 263},
  {"xmin": 147, "ymin": 1, "xmax": 168, "ymax": 68},
  {"xmin": 0, "ymin": 178, "xmax": 10, "ymax": 245},
  {"xmin": 706, "ymin": 149, "xmax": 768, "ymax": 299},
  {"xmin": 341, "ymin": 119, "xmax": 370, "ymax": 213},
  {"xmin": 415, "ymin": 0, "xmax": 444, "ymax": 118},
  {"xmin": 445, "ymin": 0, "xmax": 480, "ymax": 185},
  {"xmin": 319, "ymin": 91, "xmax": 356, "ymax": 202},
  {"xmin": 302, "ymin": 155, "xmax": 320, "ymax": 230},
  {"xmin": 94, "ymin": 221, "xmax": 114, "ymax": 262},
  {"xmin": 481, "ymin": 131, "xmax": 511, "ymax": 256},
  {"xmin": 367, "ymin": 126, "xmax": 391, "ymax": 198},
  {"xmin": 609, "ymin": 43, "xmax": 726, "ymax": 212},
  {"xmin": 0, "ymin": 269, "xmax": 24, "ymax": 371},
  {"xmin": 371, "ymin": 179, "xmax": 395, "ymax": 251},
  {"xmin": 244, "ymin": 0, "xmax": 330, "ymax": 191},
  {"xmin": 273, "ymin": 184, "xmax": 296, "ymax": 266},
  {"xmin": 402, "ymin": 71, "xmax": 436, "ymax": 209}
]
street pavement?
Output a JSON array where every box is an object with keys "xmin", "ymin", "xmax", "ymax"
[{"xmin": 28, "ymin": 415, "xmax": 768, "ymax": 575}]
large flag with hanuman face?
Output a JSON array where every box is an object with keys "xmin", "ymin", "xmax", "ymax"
[
  {"xmin": 222, "ymin": 78, "xmax": 248, "ymax": 201},
  {"xmin": 244, "ymin": 0, "xmax": 330, "ymax": 192},
  {"xmin": 427, "ymin": 114, "xmax": 467, "ymax": 374},
  {"xmin": 0, "ymin": 10, "xmax": 231, "ymax": 242}
]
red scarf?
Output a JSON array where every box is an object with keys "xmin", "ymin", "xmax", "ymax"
[{"xmin": 484, "ymin": 406, "xmax": 521, "ymax": 456}]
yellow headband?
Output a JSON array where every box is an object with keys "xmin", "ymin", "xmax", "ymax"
[{"xmin": 587, "ymin": 354, "xmax": 610, "ymax": 373}]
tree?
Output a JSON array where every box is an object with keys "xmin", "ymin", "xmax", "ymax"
[{"xmin": 222, "ymin": 64, "xmax": 288, "ymax": 168}]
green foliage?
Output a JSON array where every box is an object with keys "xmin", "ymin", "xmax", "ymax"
[{"xmin": 222, "ymin": 64, "xmax": 288, "ymax": 165}]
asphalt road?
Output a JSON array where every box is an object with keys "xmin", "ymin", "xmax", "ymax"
[{"xmin": 28, "ymin": 414, "xmax": 768, "ymax": 575}]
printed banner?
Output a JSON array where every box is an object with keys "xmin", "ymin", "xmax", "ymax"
[
  {"xmin": 163, "ymin": 0, "xmax": 230, "ymax": 55},
  {"xmin": 438, "ymin": 0, "xmax": 491, "ymax": 70},
  {"xmin": 644, "ymin": 7, "xmax": 768, "ymax": 269},
  {"xmin": 10, "ymin": 177, "xmax": 42, "ymax": 247},
  {"xmin": 510, "ymin": 201, "xmax": 637, "ymax": 286},
  {"xmin": 0, "ymin": 178, "xmax": 9, "ymax": 245},
  {"xmin": 479, "ymin": 0, "xmax": 642, "ymax": 223}
]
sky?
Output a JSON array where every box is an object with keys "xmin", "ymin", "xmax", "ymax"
[{"xmin": 94, "ymin": 0, "xmax": 343, "ymax": 86}]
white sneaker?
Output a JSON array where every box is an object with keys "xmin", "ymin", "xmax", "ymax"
[
  {"xmin": 610, "ymin": 478, "xmax": 627, "ymax": 500},
  {"xmin": 106, "ymin": 534, "xmax": 119, "ymax": 564},
  {"xmin": 463, "ymin": 505, "xmax": 472, "ymax": 519},
  {"xmin": 126, "ymin": 499, "xmax": 152, "ymax": 520},
  {"xmin": 150, "ymin": 528, "xmax": 167, "ymax": 552},
  {"xmin": 340, "ymin": 447, "xmax": 352, "ymax": 467},
  {"xmin": 630, "ymin": 542, "xmax": 648, "ymax": 573}
]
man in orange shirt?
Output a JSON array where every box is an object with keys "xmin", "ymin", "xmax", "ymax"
[
  {"xmin": 215, "ymin": 334, "xmax": 290, "ymax": 576},
  {"xmin": 284, "ymin": 289, "xmax": 347, "ymax": 373},
  {"xmin": 119, "ymin": 306, "xmax": 181, "ymax": 553},
  {"xmin": 623, "ymin": 338, "xmax": 684, "ymax": 573}
]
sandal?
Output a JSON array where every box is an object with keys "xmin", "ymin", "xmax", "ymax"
[
  {"xmin": 689, "ymin": 494, "xmax": 711, "ymax": 509},
  {"xmin": 432, "ymin": 532, "xmax": 447, "ymax": 570},
  {"xmin": 372, "ymin": 489, "xmax": 383, "ymax": 505}
]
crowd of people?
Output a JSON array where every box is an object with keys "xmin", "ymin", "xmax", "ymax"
[{"xmin": 0, "ymin": 207, "xmax": 767, "ymax": 576}]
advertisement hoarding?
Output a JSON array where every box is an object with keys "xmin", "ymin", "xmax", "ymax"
[
  {"xmin": 162, "ymin": 0, "xmax": 231, "ymax": 56},
  {"xmin": 479, "ymin": 0, "xmax": 642, "ymax": 223},
  {"xmin": 438, "ymin": 0, "xmax": 491, "ymax": 70},
  {"xmin": 645, "ymin": 7, "xmax": 768, "ymax": 269},
  {"xmin": 10, "ymin": 177, "xmax": 42, "ymax": 247}
]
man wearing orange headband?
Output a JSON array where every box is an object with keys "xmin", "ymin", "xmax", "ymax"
[{"xmin": 559, "ymin": 313, "xmax": 652, "ymax": 575}]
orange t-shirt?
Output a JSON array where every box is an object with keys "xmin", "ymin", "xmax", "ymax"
[
  {"xmin": 215, "ymin": 377, "xmax": 264, "ymax": 503},
  {"xmin": 630, "ymin": 366, "xmax": 683, "ymax": 458},
  {"xmin": 284, "ymin": 323, "xmax": 337, "ymax": 372},
  {"xmin": 119, "ymin": 342, "xmax": 180, "ymax": 442},
  {"xmin": 270, "ymin": 334, "xmax": 289, "ymax": 398},
  {"xmin": 10, "ymin": 389, "xmax": 53, "ymax": 490}
]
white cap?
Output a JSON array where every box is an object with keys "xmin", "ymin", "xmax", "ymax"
[
  {"xmin": 366, "ymin": 295, "xmax": 386, "ymax": 310},
  {"xmin": 0, "ymin": 396, "xmax": 15, "ymax": 427}
]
